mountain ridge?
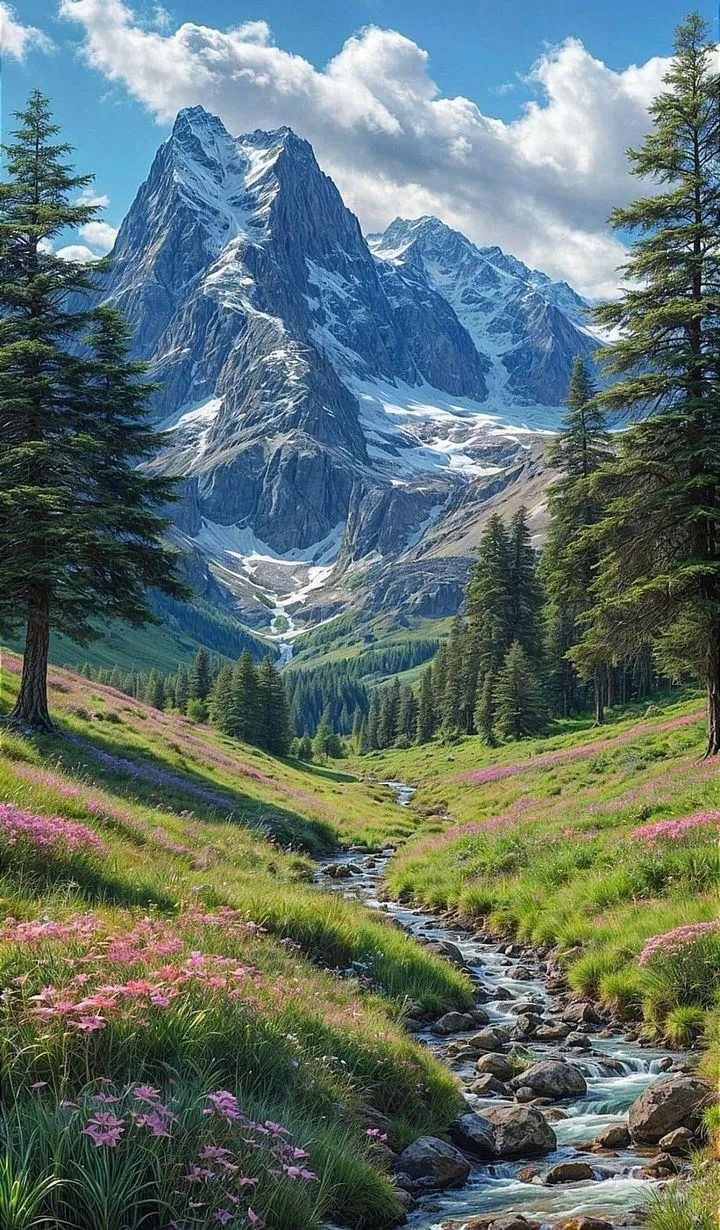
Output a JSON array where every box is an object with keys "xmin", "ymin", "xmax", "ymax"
[{"xmin": 95, "ymin": 105, "xmax": 598, "ymax": 655}]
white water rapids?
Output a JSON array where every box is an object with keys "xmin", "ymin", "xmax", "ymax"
[{"xmin": 318, "ymin": 782, "xmax": 688, "ymax": 1230}]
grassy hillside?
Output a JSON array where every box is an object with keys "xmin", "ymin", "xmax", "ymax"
[
  {"xmin": 358, "ymin": 698, "xmax": 720, "ymax": 1046},
  {"xmin": 0, "ymin": 651, "xmax": 470, "ymax": 1230}
]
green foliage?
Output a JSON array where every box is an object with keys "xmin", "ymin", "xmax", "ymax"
[
  {"xmin": 493, "ymin": 641, "xmax": 545, "ymax": 740},
  {"xmin": 0, "ymin": 93, "xmax": 184, "ymax": 730},
  {"xmin": 579, "ymin": 15, "xmax": 720, "ymax": 753}
]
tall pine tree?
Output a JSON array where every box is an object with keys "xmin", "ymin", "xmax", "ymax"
[
  {"xmin": 542, "ymin": 357, "xmax": 611, "ymax": 719},
  {"xmin": 580, "ymin": 15, "xmax": 720, "ymax": 753},
  {"xmin": 0, "ymin": 95, "xmax": 184, "ymax": 728}
]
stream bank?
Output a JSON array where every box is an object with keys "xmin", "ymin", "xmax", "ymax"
[{"xmin": 317, "ymin": 784, "xmax": 710, "ymax": 1230}]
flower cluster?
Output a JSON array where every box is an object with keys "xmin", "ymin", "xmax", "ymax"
[
  {"xmin": 631, "ymin": 811, "xmax": 720, "ymax": 848},
  {"xmin": 638, "ymin": 920, "xmax": 720, "ymax": 966},
  {"xmin": 0, "ymin": 804, "xmax": 106, "ymax": 861},
  {"xmin": 55, "ymin": 1080, "xmax": 315, "ymax": 1227}
]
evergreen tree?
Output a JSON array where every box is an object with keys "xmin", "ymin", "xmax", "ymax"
[
  {"xmin": 174, "ymin": 666, "xmax": 190, "ymax": 713},
  {"xmin": 209, "ymin": 664, "xmax": 235, "ymax": 733},
  {"xmin": 397, "ymin": 684, "xmax": 418, "ymax": 744},
  {"xmin": 257, "ymin": 657, "xmax": 291, "ymax": 755},
  {"xmin": 466, "ymin": 515, "xmax": 512, "ymax": 679},
  {"xmin": 230, "ymin": 651, "xmax": 260, "ymax": 743},
  {"xmin": 298, "ymin": 734, "xmax": 314, "ymax": 761},
  {"xmin": 313, "ymin": 710, "xmax": 333, "ymax": 761},
  {"xmin": 507, "ymin": 507, "xmax": 543, "ymax": 661},
  {"xmin": 475, "ymin": 670, "xmax": 497, "ymax": 744},
  {"xmin": 542, "ymin": 357, "xmax": 611, "ymax": 719},
  {"xmin": 494, "ymin": 642, "xmax": 545, "ymax": 740},
  {"xmin": 416, "ymin": 667, "xmax": 435, "ymax": 743},
  {"xmin": 0, "ymin": 94, "xmax": 183, "ymax": 730},
  {"xmin": 580, "ymin": 15, "xmax": 720, "ymax": 752},
  {"xmin": 365, "ymin": 693, "xmax": 381, "ymax": 751},
  {"xmin": 189, "ymin": 648, "xmax": 212, "ymax": 702},
  {"xmin": 380, "ymin": 677, "xmax": 401, "ymax": 746},
  {"xmin": 440, "ymin": 617, "xmax": 465, "ymax": 737}
]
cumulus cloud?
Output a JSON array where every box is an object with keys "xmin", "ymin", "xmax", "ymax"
[
  {"xmin": 58, "ymin": 0, "xmax": 675, "ymax": 297},
  {"xmin": 2, "ymin": 2, "xmax": 54, "ymax": 58},
  {"xmin": 79, "ymin": 220, "xmax": 119, "ymax": 251},
  {"xmin": 56, "ymin": 243, "xmax": 101, "ymax": 262}
]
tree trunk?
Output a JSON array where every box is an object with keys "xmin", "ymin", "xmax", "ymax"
[
  {"xmin": 705, "ymin": 629, "xmax": 720, "ymax": 756},
  {"xmin": 594, "ymin": 666, "xmax": 604, "ymax": 725},
  {"xmin": 9, "ymin": 584, "xmax": 53, "ymax": 731}
]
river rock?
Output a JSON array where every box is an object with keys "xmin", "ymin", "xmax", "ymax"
[
  {"xmin": 476, "ymin": 1053, "xmax": 515, "ymax": 1080},
  {"xmin": 658, "ymin": 1127, "xmax": 695, "ymax": 1154},
  {"xmin": 431, "ymin": 1011, "xmax": 478, "ymax": 1035},
  {"xmin": 482, "ymin": 1105, "xmax": 557, "ymax": 1157},
  {"xmin": 544, "ymin": 1161, "xmax": 595, "ymax": 1184},
  {"xmin": 470, "ymin": 1027, "xmax": 510, "ymax": 1053},
  {"xmin": 562, "ymin": 1001, "xmax": 602, "ymax": 1026},
  {"xmin": 536, "ymin": 1023, "xmax": 572, "ymax": 1041},
  {"xmin": 395, "ymin": 1136, "xmax": 471, "ymax": 1189},
  {"xmin": 470, "ymin": 1073, "xmax": 510, "ymax": 1098},
  {"xmin": 641, "ymin": 1151, "xmax": 681, "ymax": 1178},
  {"xmin": 514, "ymin": 1013, "xmax": 543, "ymax": 1038},
  {"xmin": 565, "ymin": 1031, "xmax": 592, "ymax": 1050},
  {"xmin": 449, "ymin": 1112, "xmax": 495, "ymax": 1157},
  {"xmin": 628, "ymin": 1075, "xmax": 714, "ymax": 1143},
  {"xmin": 594, "ymin": 1124, "xmax": 630, "ymax": 1149},
  {"xmin": 511, "ymin": 1060, "xmax": 587, "ymax": 1099},
  {"xmin": 438, "ymin": 940, "xmax": 468, "ymax": 968}
]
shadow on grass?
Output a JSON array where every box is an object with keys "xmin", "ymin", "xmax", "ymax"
[
  {"xmin": 285, "ymin": 757, "xmax": 358, "ymax": 785},
  {"xmin": 35, "ymin": 722, "xmax": 338, "ymax": 856}
]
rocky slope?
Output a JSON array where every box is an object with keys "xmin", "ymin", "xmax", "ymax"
[{"xmin": 98, "ymin": 106, "xmax": 601, "ymax": 649}]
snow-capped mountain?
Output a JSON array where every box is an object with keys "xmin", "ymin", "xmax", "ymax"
[{"xmin": 98, "ymin": 106, "xmax": 600, "ymax": 643}]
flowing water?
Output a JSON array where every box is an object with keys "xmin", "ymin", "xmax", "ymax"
[{"xmin": 318, "ymin": 782, "xmax": 687, "ymax": 1230}]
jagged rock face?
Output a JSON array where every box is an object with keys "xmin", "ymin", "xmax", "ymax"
[
  {"xmin": 369, "ymin": 215, "xmax": 598, "ymax": 408},
  {"xmin": 97, "ymin": 108, "xmax": 599, "ymax": 633}
]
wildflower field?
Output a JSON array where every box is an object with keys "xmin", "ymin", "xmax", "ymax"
[
  {"xmin": 0, "ymin": 652, "xmax": 469, "ymax": 1230},
  {"xmin": 363, "ymin": 699, "xmax": 720, "ymax": 1046}
]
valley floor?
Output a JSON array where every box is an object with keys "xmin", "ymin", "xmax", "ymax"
[{"xmin": 0, "ymin": 653, "xmax": 717, "ymax": 1229}]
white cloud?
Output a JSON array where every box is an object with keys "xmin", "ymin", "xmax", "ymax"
[
  {"xmin": 1, "ymin": 1, "xmax": 54, "ymax": 58},
  {"xmin": 56, "ymin": 243, "xmax": 101, "ymax": 262},
  {"xmin": 58, "ymin": 0, "xmax": 676, "ymax": 297},
  {"xmin": 79, "ymin": 219, "xmax": 119, "ymax": 251}
]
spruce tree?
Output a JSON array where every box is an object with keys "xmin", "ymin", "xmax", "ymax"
[
  {"xmin": 209, "ymin": 664, "xmax": 235, "ymax": 733},
  {"xmin": 416, "ymin": 667, "xmax": 435, "ymax": 743},
  {"xmin": 475, "ymin": 670, "xmax": 497, "ymax": 744},
  {"xmin": 494, "ymin": 642, "xmax": 545, "ymax": 740},
  {"xmin": 0, "ymin": 93, "xmax": 184, "ymax": 730},
  {"xmin": 257, "ymin": 657, "xmax": 291, "ymax": 755},
  {"xmin": 397, "ymin": 684, "xmax": 418, "ymax": 744},
  {"xmin": 174, "ymin": 665, "xmax": 190, "ymax": 713},
  {"xmin": 313, "ymin": 710, "xmax": 333, "ymax": 761},
  {"xmin": 230, "ymin": 651, "xmax": 260, "ymax": 743},
  {"xmin": 581, "ymin": 15, "xmax": 720, "ymax": 753},
  {"xmin": 543, "ymin": 357, "xmax": 611, "ymax": 719},
  {"xmin": 189, "ymin": 648, "xmax": 212, "ymax": 702},
  {"xmin": 507, "ymin": 507, "xmax": 543, "ymax": 661}
]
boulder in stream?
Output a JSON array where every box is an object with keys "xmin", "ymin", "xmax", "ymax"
[
  {"xmin": 628, "ymin": 1075, "xmax": 715, "ymax": 1144},
  {"xmin": 511, "ymin": 1059, "xmax": 587, "ymax": 1099},
  {"xmin": 482, "ymin": 1104, "xmax": 557, "ymax": 1157},
  {"xmin": 594, "ymin": 1123, "xmax": 630, "ymax": 1150},
  {"xmin": 395, "ymin": 1135, "xmax": 471, "ymax": 1190},
  {"xmin": 431, "ymin": 1011, "xmax": 477, "ymax": 1035},
  {"xmin": 449, "ymin": 1111, "xmax": 495, "ymax": 1157},
  {"xmin": 543, "ymin": 1161, "xmax": 596, "ymax": 1184},
  {"xmin": 476, "ymin": 1052, "xmax": 515, "ymax": 1080}
]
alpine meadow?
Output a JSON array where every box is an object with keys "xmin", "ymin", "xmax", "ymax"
[{"xmin": 0, "ymin": 6, "xmax": 719, "ymax": 1230}]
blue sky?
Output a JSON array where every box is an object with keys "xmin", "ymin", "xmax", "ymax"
[{"xmin": 3, "ymin": 1, "xmax": 718, "ymax": 295}]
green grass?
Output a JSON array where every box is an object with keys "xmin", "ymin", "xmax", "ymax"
[
  {"xmin": 352, "ymin": 695, "xmax": 720, "ymax": 1040},
  {"xmin": 0, "ymin": 650, "xmax": 470, "ymax": 1229}
]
